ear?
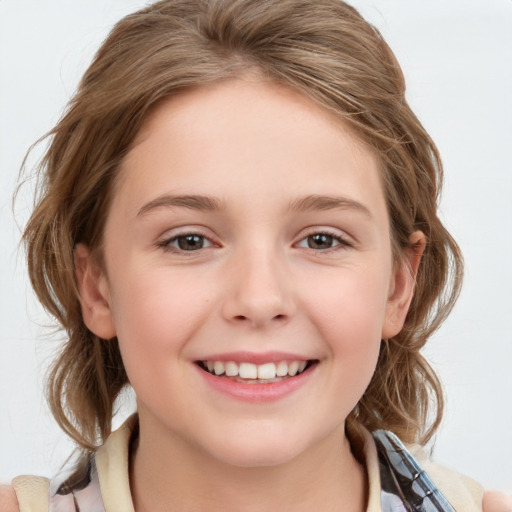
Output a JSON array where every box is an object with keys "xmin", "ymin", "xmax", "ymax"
[
  {"xmin": 382, "ymin": 231, "xmax": 425, "ymax": 339},
  {"xmin": 75, "ymin": 244, "xmax": 116, "ymax": 340}
]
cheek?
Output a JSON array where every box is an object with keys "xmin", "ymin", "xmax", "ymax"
[
  {"xmin": 307, "ymin": 266, "xmax": 389, "ymax": 338},
  {"xmin": 108, "ymin": 265, "xmax": 213, "ymax": 375},
  {"xmin": 302, "ymin": 266, "xmax": 389, "ymax": 387}
]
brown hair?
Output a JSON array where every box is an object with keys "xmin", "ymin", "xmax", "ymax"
[{"xmin": 22, "ymin": 0, "xmax": 462, "ymax": 451}]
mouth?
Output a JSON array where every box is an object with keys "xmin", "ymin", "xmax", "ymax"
[{"xmin": 196, "ymin": 359, "xmax": 318, "ymax": 384}]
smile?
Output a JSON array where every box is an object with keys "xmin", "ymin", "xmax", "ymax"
[
  {"xmin": 199, "ymin": 360, "xmax": 313, "ymax": 382},
  {"xmin": 194, "ymin": 352, "xmax": 319, "ymax": 402}
]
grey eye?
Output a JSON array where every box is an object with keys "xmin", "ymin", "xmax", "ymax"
[
  {"xmin": 297, "ymin": 233, "xmax": 341, "ymax": 250},
  {"xmin": 172, "ymin": 234, "xmax": 210, "ymax": 251},
  {"xmin": 307, "ymin": 234, "xmax": 335, "ymax": 249}
]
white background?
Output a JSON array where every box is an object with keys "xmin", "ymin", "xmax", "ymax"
[{"xmin": 1, "ymin": 0, "xmax": 511, "ymax": 491}]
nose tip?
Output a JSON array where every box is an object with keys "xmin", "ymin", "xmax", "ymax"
[{"xmin": 221, "ymin": 256, "xmax": 295, "ymax": 328}]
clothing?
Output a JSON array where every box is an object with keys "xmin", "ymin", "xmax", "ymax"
[{"xmin": 12, "ymin": 414, "xmax": 483, "ymax": 512}]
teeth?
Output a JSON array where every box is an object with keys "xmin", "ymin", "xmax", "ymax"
[
  {"xmin": 239, "ymin": 362, "xmax": 257, "ymax": 379},
  {"xmin": 276, "ymin": 361, "xmax": 288, "ymax": 377},
  {"xmin": 213, "ymin": 361, "xmax": 225, "ymax": 376},
  {"xmin": 288, "ymin": 361, "xmax": 299, "ymax": 376},
  {"xmin": 202, "ymin": 360, "xmax": 310, "ymax": 380},
  {"xmin": 225, "ymin": 361, "xmax": 238, "ymax": 377},
  {"xmin": 257, "ymin": 363, "xmax": 276, "ymax": 379}
]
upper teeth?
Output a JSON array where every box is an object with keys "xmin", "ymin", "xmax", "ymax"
[{"xmin": 204, "ymin": 360, "xmax": 308, "ymax": 379}]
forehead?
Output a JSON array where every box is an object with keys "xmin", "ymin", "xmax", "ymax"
[
  {"xmin": 112, "ymin": 79, "xmax": 386, "ymax": 226},
  {"xmin": 124, "ymin": 78, "xmax": 378, "ymax": 170}
]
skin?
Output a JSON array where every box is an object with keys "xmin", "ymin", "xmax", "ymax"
[
  {"xmin": 24, "ymin": 77, "xmax": 499, "ymax": 512},
  {"xmin": 75, "ymin": 78, "xmax": 423, "ymax": 511},
  {"xmin": 483, "ymin": 491, "xmax": 512, "ymax": 512},
  {"xmin": 1, "ymin": 80, "xmax": 509, "ymax": 511}
]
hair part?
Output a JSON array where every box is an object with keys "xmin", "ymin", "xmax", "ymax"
[{"xmin": 22, "ymin": 0, "xmax": 462, "ymax": 451}]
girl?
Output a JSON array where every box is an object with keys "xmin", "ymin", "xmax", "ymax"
[{"xmin": 1, "ymin": 1, "xmax": 511, "ymax": 511}]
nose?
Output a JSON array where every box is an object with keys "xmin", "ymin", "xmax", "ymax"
[{"xmin": 221, "ymin": 247, "xmax": 296, "ymax": 329}]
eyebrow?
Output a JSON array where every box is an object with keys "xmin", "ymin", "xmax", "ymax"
[
  {"xmin": 137, "ymin": 194, "xmax": 225, "ymax": 216},
  {"xmin": 137, "ymin": 193, "xmax": 373, "ymax": 220},
  {"xmin": 288, "ymin": 194, "xmax": 374, "ymax": 220}
]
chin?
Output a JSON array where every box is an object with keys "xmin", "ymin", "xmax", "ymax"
[
  {"xmin": 213, "ymin": 441, "xmax": 303, "ymax": 469},
  {"xmin": 200, "ymin": 424, "xmax": 317, "ymax": 469}
]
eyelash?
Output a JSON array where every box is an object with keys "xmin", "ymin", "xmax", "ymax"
[
  {"xmin": 296, "ymin": 229, "xmax": 352, "ymax": 253},
  {"xmin": 157, "ymin": 231, "xmax": 215, "ymax": 254},
  {"xmin": 157, "ymin": 229, "xmax": 352, "ymax": 255}
]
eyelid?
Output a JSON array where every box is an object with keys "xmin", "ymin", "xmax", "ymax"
[
  {"xmin": 155, "ymin": 225, "xmax": 354, "ymax": 254},
  {"xmin": 156, "ymin": 226, "xmax": 220, "ymax": 253},
  {"xmin": 171, "ymin": 234, "xmax": 213, "ymax": 249},
  {"xmin": 294, "ymin": 227, "xmax": 354, "ymax": 252}
]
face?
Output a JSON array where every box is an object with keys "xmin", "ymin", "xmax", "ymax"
[{"xmin": 77, "ymin": 79, "xmax": 419, "ymax": 468}]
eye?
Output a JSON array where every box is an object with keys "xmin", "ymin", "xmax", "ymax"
[
  {"xmin": 162, "ymin": 233, "xmax": 213, "ymax": 252},
  {"xmin": 296, "ymin": 232, "xmax": 349, "ymax": 251}
]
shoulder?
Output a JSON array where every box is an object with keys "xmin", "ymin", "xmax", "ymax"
[
  {"xmin": 9, "ymin": 476, "xmax": 49, "ymax": 512},
  {"xmin": 406, "ymin": 443, "xmax": 484, "ymax": 512},
  {"xmin": 370, "ymin": 428, "xmax": 484, "ymax": 511},
  {"xmin": 482, "ymin": 490, "xmax": 512, "ymax": 512},
  {"xmin": 0, "ymin": 485, "xmax": 20, "ymax": 512}
]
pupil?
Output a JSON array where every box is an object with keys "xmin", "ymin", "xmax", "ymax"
[
  {"xmin": 308, "ymin": 234, "xmax": 332, "ymax": 249},
  {"xmin": 178, "ymin": 235, "xmax": 203, "ymax": 250}
]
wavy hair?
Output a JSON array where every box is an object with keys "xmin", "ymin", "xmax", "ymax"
[{"xmin": 22, "ymin": 0, "xmax": 462, "ymax": 450}]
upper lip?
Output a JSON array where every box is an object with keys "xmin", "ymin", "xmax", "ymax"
[{"xmin": 196, "ymin": 351, "xmax": 314, "ymax": 365}]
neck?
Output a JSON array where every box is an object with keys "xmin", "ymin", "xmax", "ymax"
[{"xmin": 129, "ymin": 416, "xmax": 367, "ymax": 512}]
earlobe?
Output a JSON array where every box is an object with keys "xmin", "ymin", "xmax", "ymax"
[
  {"xmin": 382, "ymin": 231, "xmax": 426, "ymax": 339},
  {"xmin": 75, "ymin": 244, "xmax": 116, "ymax": 340}
]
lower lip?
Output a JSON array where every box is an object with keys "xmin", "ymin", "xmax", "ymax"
[{"xmin": 195, "ymin": 364, "xmax": 316, "ymax": 403}]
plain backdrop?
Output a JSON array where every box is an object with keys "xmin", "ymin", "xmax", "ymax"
[{"xmin": 1, "ymin": 0, "xmax": 511, "ymax": 491}]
